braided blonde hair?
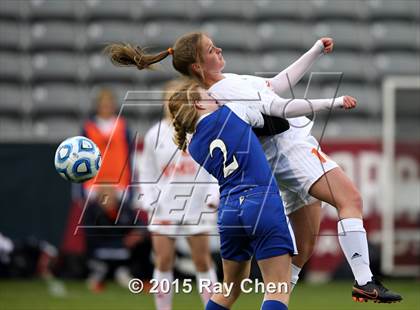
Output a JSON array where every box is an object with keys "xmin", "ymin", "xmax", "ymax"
[{"xmin": 167, "ymin": 80, "xmax": 201, "ymax": 151}]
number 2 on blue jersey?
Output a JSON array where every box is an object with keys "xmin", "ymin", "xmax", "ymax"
[{"xmin": 209, "ymin": 139, "xmax": 239, "ymax": 178}]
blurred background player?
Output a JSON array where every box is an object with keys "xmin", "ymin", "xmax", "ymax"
[
  {"xmin": 81, "ymin": 89, "xmax": 151, "ymax": 292},
  {"xmin": 139, "ymin": 80, "xmax": 219, "ymax": 309}
]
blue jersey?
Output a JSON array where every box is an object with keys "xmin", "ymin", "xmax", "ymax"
[
  {"xmin": 188, "ymin": 104, "xmax": 278, "ymax": 199},
  {"xmin": 189, "ymin": 103, "xmax": 296, "ymax": 262}
]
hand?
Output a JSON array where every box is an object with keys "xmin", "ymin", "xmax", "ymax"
[
  {"xmin": 342, "ymin": 96, "xmax": 357, "ymax": 109},
  {"xmin": 320, "ymin": 37, "xmax": 334, "ymax": 53}
]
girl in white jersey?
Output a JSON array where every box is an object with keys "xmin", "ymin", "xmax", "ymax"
[
  {"xmin": 139, "ymin": 81, "xmax": 219, "ymax": 309},
  {"xmin": 105, "ymin": 32, "xmax": 401, "ymax": 303}
]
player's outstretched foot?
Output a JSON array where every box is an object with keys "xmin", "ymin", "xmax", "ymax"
[{"xmin": 352, "ymin": 277, "xmax": 402, "ymax": 303}]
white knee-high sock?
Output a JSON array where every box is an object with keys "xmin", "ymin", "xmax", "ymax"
[
  {"xmin": 338, "ymin": 218, "xmax": 373, "ymax": 286},
  {"xmin": 196, "ymin": 268, "xmax": 218, "ymax": 305},
  {"xmin": 290, "ymin": 264, "xmax": 302, "ymax": 291},
  {"xmin": 153, "ymin": 269, "xmax": 173, "ymax": 310}
]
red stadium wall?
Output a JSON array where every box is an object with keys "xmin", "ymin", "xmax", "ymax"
[{"xmin": 306, "ymin": 140, "xmax": 420, "ymax": 280}]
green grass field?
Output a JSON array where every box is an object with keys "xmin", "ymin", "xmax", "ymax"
[{"xmin": 0, "ymin": 279, "xmax": 418, "ymax": 310}]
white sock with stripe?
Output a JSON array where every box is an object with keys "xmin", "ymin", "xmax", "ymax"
[
  {"xmin": 196, "ymin": 268, "xmax": 218, "ymax": 305},
  {"xmin": 338, "ymin": 218, "xmax": 373, "ymax": 286},
  {"xmin": 290, "ymin": 264, "xmax": 302, "ymax": 291},
  {"xmin": 153, "ymin": 269, "xmax": 173, "ymax": 310}
]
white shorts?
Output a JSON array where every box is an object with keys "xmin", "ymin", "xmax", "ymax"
[
  {"xmin": 147, "ymin": 220, "xmax": 214, "ymax": 237},
  {"xmin": 262, "ymin": 135, "xmax": 339, "ymax": 215},
  {"xmin": 147, "ymin": 205, "xmax": 216, "ymax": 237}
]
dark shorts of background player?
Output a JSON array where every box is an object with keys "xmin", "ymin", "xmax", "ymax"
[{"xmin": 218, "ymin": 187, "xmax": 296, "ymax": 261}]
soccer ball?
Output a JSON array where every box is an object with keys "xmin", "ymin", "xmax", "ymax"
[{"xmin": 54, "ymin": 136, "xmax": 101, "ymax": 183}]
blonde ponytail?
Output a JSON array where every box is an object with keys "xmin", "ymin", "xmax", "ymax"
[
  {"xmin": 104, "ymin": 43, "xmax": 171, "ymax": 70},
  {"xmin": 105, "ymin": 32, "xmax": 206, "ymax": 84}
]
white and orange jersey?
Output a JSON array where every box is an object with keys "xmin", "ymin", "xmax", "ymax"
[
  {"xmin": 220, "ymin": 73, "xmax": 314, "ymax": 140},
  {"xmin": 139, "ymin": 119, "xmax": 219, "ymax": 225},
  {"xmin": 209, "ymin": 41, "xmax": 328, "ymax": 141}
]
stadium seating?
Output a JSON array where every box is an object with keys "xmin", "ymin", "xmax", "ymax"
[
  {"xmin": 307, "ymin": 22, "xmax": 370, "ymax": 51},
  {"xmin": 374, "ymin": 52, "xmax": 420, "ymax": 76},
  {"xmin": 0, "ymin": 0, "xmax": 419, "ymax": 141},
  {"xmin": 32, "ymin": 116, "xmax": 81, "ymax": 140},
  {"xmin": 257, "ymin": 21, "xmax": 309, "ymax": 51},
  {"xmin": 139, "ymin": 0, "xmax": 198, "ymax": 21},
  {"xmin": 0, "ymin": 0, "xmax": 22, "ymax": 19},
  {"xmin": 81, "ymin": 0, "xmax": 139, "ymax": 20},
  {"xmin": 28, "ymin": 21, "xmax": 83, "ymax": 51},
  {"xmin": 0, "ymin": 116, "xmax": 25, "ymax": 140},
  {"xmin": 30, "ymin": 83, "xmax": 86, "ymax": 116},
  {"xmin": 23, "ymin": 0, "xmax": 82, "ymax": 20},
  {"xmin": 87, "ymin": 53, "xmax": 138, "ymax": 83},
  {"xmin": 30, "ymin": 52, "xmax": 84, "ymax": 82},
  {"xmin": 143, "ymin": 21, "xmax": 200, "ymax": 49},
  {"xmin": 0, "ymin": 52, "xmax": 29, "ymax": 82},
  {"xmin": 201, "ymin": 22, "xmax": 259, "ymax": 51},
  {"xmin": 0, "ymin": 21, "xmax": 21, "ymax": 50},
  {"xmin": 259, "ymin": 51, "xmax": 303, "ymax": 77},
  {"xmin": 142, "ymin": 67, "xmax": 177, "ymax": 85},
  {"xmin": 305, "ymin": 0, "xmax": 368, "ymax": 20},
  {"xmin": 196, "ymin": 0, "xmax": 255, "ymax": 21},
  {"xmin": 311, "ymin": 52, "xmax": 376, "ymax": 82},
  {"xmin": 0, "ymin": 83, "xmax": 27, "ymax": 116},
  {"xmin": 290, "ymin": 83, "xmax": 324, "ymax": 99},
  {"xmin": 222, "ymin": 52, "xmax": 262, "ymax": 76},
  {"xmin": 369, "ymin": 22, "xmax": 420, "ymax": 50},
  {"xmin": 253, "ymin": 0, "xmax": 307, "ymax": 20},
  {"xmin": 323, "ymin": 83, "xmax": 382, "ymax": 117},
  {"xmin": 85, "ymin": 21, "xmax": 142, "ymax": 51},
  {"xmin": 312, "ymin": 117, "xmax": 382, "ymax": 140},
  {"xmin": 367, "ymin": 0, "xmax": 420, "ymax": 21}
]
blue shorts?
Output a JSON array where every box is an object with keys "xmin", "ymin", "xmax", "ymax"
[{"xmin": 218, "ymin": 187, "xmax": 297, "ymax": 261}]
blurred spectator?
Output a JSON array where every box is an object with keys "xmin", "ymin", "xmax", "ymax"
[
  {"xmin": 80, "ymin": 89, "xmax": 152, "ymax": 292},
  {"xmin": 0, "ymin": 233, "xmax": 67, "ymax": 296},
  {"xmin": 82, "ymin": 88, "xmax": 132, "ymax": 196}
]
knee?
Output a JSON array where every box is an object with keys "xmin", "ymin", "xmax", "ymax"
[
  {"xmin": 193, "ymin": 255, "xmax": 211, "ymax": 272},
  {"xmin": 337, "ymin": 187, "xmax": 363, "ymax": 214},
  {"xmin": 303, "ymin": 237, "xmax": 317, "ymax": 258},
  {"xmin": 155, "ymin": 255, "xmax": 174, "ymax": 271},
  {"xmin": 295, "ymin": 237, "xmax": 317, "ymax": 265},
  {"xmin": 347, "ymin": 188, "xmax": 363, "ymax": 213}
]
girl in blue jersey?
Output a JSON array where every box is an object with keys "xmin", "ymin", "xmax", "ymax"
[{"xmin": 167, "ymin": 79, "xmax": 295, "ymax": 310}]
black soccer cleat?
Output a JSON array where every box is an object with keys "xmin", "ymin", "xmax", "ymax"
[{"xmin": 352, "ymin": 277, "xmax": 403, "ymax": 303}]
